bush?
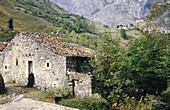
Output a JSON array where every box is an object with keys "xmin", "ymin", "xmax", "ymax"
[
  {"xmin": 119, "ymin": 96, "xmax": 153, "ymax": 110},
  {"xmin": 161, "ymin": 86, "xmax": 170, "ymax": 105},
  {"xmin": 58, "ymin": 97, "xmax": 111, "ymax": 110},
  {"xmin": 130, "ymin": 23, "xmax": 133, "ymax": 27},
  {"xmin": 120, "ymin": 29, "xmax": 127, "ymax": 39},
  {"xmin": 104, "ymin": 25, "xmax": 109, "ymax": 28},
  {"xmin": 47, "ymin": 85, "xmax": 71, "ymax": 99}
]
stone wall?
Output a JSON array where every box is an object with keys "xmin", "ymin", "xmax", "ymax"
[
  {"xmin": 0, "ymin": 42, "xmax": 13, "ymax": 82},
  {"xmin": 67, "ymin": 71, "xmax": 92, "ymax": 97},
  {"xmin": 0, "ymin": 33, "xmax": 67, "ymax": 90},
  {"xmin": 66, "ymin": 57, "xmax": 92, "ymax": 73}
]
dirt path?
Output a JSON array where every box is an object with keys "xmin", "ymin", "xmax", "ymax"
[{"xmin": 0, "ymin": 98, "xmax": 78, "ymax": 110}]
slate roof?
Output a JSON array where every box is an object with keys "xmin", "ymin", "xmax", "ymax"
[{"xmin": 19, "ymin": 31, "xmax": 94, "ymax": 57}]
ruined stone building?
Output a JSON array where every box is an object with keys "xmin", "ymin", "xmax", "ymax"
[{"xmin": 0, "ymin": 32, "xmax": 94, "ymax": 97}]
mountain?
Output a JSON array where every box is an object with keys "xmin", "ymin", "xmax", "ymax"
[
  {"xmin": 0, "ymin": 0, "xmax": 105, "ymax": 33},
  {"xmin": 50, "ymin": 0, "xmax": 156, "ymax": 28}
]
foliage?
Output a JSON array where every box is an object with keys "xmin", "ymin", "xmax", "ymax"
[
  {"xmin": 161, "ymin": 86, "xmax": 170, "ymax": 105},
  {"xmin": 89, "ymin": 21, "xmax": 95, "ymax": 34},
  {"xmin": 119, "ymin": 96, "xmax": 153, "ymax": 110},
  {"xmin": 90, "ymin": 35, "xmax": 129, "ymax": 104},
  {"xmin": 47, "ymin": 85, "xmax": 71, "ymax": 99},
  {"xmin": 127, "ymin": 31, "xmax": 169, "ymax": 96},
  {"xmin": 104, "ymin": 25, "xmax": 109, "ymax": 28},
  {"xmin": 120, "ymin": 29, "xmax": 127, "ymax": 39},
  {"xmin": 147, "ymin": 0, "xmax": 169, "ymax": 21},
  {"xmin": 130, "ymin": 23, "xmax": 133, "ymax": 27},
  {"xmin": 0, "ymin": 0, "xmax": 102, "ymax": 35},
  {"xmin": 58, "ymin": 97, "xmax": 111, "ymax": 110},
  {"xmin": 8, "ymin": 19, "xmax": 13, "ymax": 30},
  {"xmin": 0, "ymin": 30, "xmax": 17, "ymax": 42}
]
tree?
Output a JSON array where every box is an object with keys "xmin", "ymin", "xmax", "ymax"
[
  {"xmin": 89, "ymin": 21, "xmax": 95, "ymax": 34},
  {"xmin": 147, "ymin": 0, "xmax": 169, "ymax": 21},
  {"xmin": 57, "ymin": 17, "xmax": 63, "ymax": 24},
  {"xmin": 70, "ymin": 30, "xmax": 76, "ymax": 37},
  {"xmin": 127, "ymin": 31, "xmax": 168, "ymax": 96},
  {"xmin": 104, "ymin": 25, "xmax": 109, "ymax": 28},
  {"xmin": 8, "ymin": 19, "xmax": 13, "ymax": 30},
  {"xmin": 130, "ymin": 24, "xmax": 133, "ymax": 27},
  {"xmin": 90, "ymin": 35, "xmax": 129, "ymax": 104},
  {"xmin": 120, "ymin": 29, "xmax": 127, "ymax": 39}
]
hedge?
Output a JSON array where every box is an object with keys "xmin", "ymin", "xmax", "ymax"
[{"xmin": 58, "ymin": 97, "xmax": 111, "ymax": 110}]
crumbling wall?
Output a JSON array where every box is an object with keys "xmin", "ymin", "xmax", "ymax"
[{"xmin": 67, "ymin": 71, "xmax": 92, "ymax": 97}]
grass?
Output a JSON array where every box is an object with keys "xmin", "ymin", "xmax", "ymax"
[
  {"xmin": 20, "ymin": 86, "xmax": 54, "ymax": 103},
  {"xmin": 0, "ymin": 83, "xmax": 55, "ymax": 104},
  {"xmin": 0, "ymin": 4, "xmax": 58, "ymax": 33},
  {"xmin": 0, "ymin": 0, "xmax": 142, "ymax": 48}
]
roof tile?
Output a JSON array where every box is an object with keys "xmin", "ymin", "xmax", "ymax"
[{"xmin": 20, "ymin": 32, "xmax": 94, "ymax": 57}]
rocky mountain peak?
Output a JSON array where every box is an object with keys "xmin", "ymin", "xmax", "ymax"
[{"xmin": 50, "ymin": 0, "xmax": 156, "ymax": 28}]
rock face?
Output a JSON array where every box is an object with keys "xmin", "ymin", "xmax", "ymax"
[
  {"xmin": 0, "ymin": 73, "xmax": 5, "ymax": 93},
  {"xmin": 50, "ymin": 0, "xmax": 156, "ymax": 27}
]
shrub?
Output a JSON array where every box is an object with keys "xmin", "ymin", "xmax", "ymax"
[
  {"xmin": 120, "ymin": 29, "xmax": 127, "ymax": 39},
  {"xmin": 161, "ymin": 86, "xmax": 170, "ymax": 105},
  {"xmin": 58, "ymin": 97, "xmax": 111, "ymax": 110},
  {"xmin": 119, "ymin": 96, "xmax": 153, "ymax": 110},
  {"xmin": 104, "ymin": 25, "xmax": 109, "ymax": 28},
  {"xmin": 47, "ymin": 85, "xmax": 71, "ymax": 99}
]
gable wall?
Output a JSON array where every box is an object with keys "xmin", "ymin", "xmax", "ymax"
[{"xmin": 0, "ymin": 33, "xmax": 67, "ymax": 90}]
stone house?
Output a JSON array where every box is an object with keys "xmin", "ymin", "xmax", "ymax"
[{"xmin": 0, "ymin": 31, "xmax": 94, "ymax": 97}]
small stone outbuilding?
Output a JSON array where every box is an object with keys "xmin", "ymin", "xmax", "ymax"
[{"xmin": 0, "ymin": 32, "xmax": 94, "ymax": 97}]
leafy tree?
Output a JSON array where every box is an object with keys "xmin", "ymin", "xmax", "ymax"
[
  {"xmin": 90, "ymin": 35, "xmax": 129, "ymax": 104},
  {"xmin": 89, "ymin": 21, "xmax": 95, "ymax": 34},
  {"xmin": 104, "ymin": 25, "xmax": 109, "ymax": 28},
  {"xmin": 8, "ymin": 19, "xmax": 13, "ymax": 30},
  {"xmin": 120, "ymin": 29, "xmax": 127, "ymax": 39},
  {"xmin": 57, "ymin": 17, "xmax": 63, "ymax": 24},
  {"xmin": 70, "ymin": 30, "xmax": 76, "ymax": 37},
  {"xmin": 58, "ymin": 27, "xmax": 65, "ymax": 34},
  {"xmin": 147, "ymin": 0, "xmax": 169, "ymax": 21},
  {"xmin": 127, "ymin": 31, "xmax": 168, "ymax": 96},
  {"xmin": 98, "ymin": 32, "xmax": 102, "ymax": 38},
  {"xmin": 69, "ymin": 23, "xmax": 77, "ymax": 32},
  {"xmin": 130, "ymin": 24, "xmax": 133, "ymax": 27}
]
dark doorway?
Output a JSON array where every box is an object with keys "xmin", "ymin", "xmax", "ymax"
[
  {"xmin": 27, "ymin": 61, "xmax": 34, "ymax": 87},
  {"xmin": 28, "ymin": 61, "xmax": 33, "ymax": 73}
]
